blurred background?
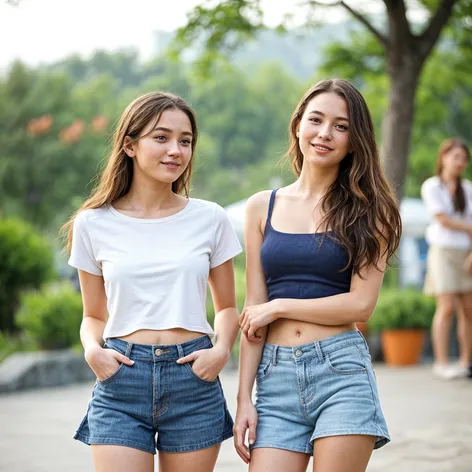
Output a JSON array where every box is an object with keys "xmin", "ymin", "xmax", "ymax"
[{"xmin": 0, "ymin": 1, "xmax": 471, "ymax": 471}]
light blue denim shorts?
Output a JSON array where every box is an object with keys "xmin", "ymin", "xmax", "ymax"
[
  {"xmin": 252, "ymin": 330, "xmax": 390, "ymax": 455},
  {"xmin": 74, "ymin": 335, "xmax": 233, "ymax": 454}
]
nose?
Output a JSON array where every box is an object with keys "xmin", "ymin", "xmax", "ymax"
[
  {"xmin": 167, "ymin": 139, "xmax": 182, "ymax": 156},
  {"xmin": 318, "ymin": 124, "xmax": 332, "ymax": 141}
]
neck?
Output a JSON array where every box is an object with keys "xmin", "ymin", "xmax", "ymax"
[
  {"xmin": 295, "ymin": 165, "xmax": 338, "ymax": 198},
  {"xmin": 441, "ymin": 171, "xmax": 460, "ymax": 184},
  {"xmin": 126, "ymin": 181, "xmax": 178, "ymax": 213}
]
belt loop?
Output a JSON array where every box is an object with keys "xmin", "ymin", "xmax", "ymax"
[
  {"xmin": 358, "ymin": 330, "xmax": 370, "ymax": 352},
  {"xmin": 314, "ymin": 341, "xmax": 324, "ymax": 363},
  {"xmin": 272, "ymin": 345, "xmax": 278, "ymax": 367},
  {"xmin": 176, "ymin": 343, "xmax": 184, "ymax": 359},
  {"xmin": 124, "ymin": 342, "xmax": 133, "ymax": 359}
]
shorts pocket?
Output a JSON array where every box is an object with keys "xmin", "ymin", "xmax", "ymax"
[
  {"xmin": 326, "ymin": 344, "xmax": 367, "ymax": 375},
  {"xmin": 97, "ymin": 362, "xmax": 126, "ymax": 385},
  {"xmin": 256, "ymin": 358, "xmax": 274, "ymax": 382},
  {"xmin": 183, "ymin": 363, "xmax": 218, "ymax": 385}
]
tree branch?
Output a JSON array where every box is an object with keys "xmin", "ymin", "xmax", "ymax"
[
  {"xmin": 307, "ymin": 0, "xmax": 389, "ymax": 49},
  {"xmin": 417, "ymin": 0, "xmax": 458, "ymax": 60}
]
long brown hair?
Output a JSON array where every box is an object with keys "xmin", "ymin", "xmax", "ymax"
[
  {"xmin": 286, "ymin": 78, "xmax": 402, "ymax": 276},
  {"xmin": 436, "ymin": 137, "xmax": 470, "ymax": 214},
  {"xmin": 62, "ymin": 91, "xmax": 198, "ymax": 252}
]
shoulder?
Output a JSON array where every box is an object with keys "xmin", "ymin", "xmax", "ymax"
[
  {"xmin": 421, "ymin": 176, "xmax": 440, "ymax": 192},
  {"xmin": 245, "ymin": 190, "xmax": 272, "ymax": 215},
  {"xmin": 462, "ymin": 179, "xmax": 472, "ymax": 192},
  {"xmin": 74, "ymin": 207, "xmax": 106, "ymax": 225}
]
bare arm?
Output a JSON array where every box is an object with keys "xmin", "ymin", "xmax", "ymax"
[
  {"xmin": 209, "ymin": 259, "xmax": 240, "ymax": 359},
  {"xmin": 435, "ymin": 213, "xmax": 472, "ymax": 235},
  {"xmin": 77, "ymin": 269, "xmax": 134, "ymax": 379},
  {"xmin": 176, "ymin": 259, "xmax": 240, "ymax": 380},
  {"xmin": 234, "ymin": 192, "xmax": 271, "ymax": 463},
  {"xmin": 240, "ymin": 242, "xmax": 389, "ymax": 340}
]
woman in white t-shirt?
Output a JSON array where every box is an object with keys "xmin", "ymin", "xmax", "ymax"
[
  {"xmin": 63, "ymin": 92, "xmax": 242, "ymax": 472},
  {"xmin": 421, "ymin": 137, "xmax": 472, "ymax": 380}
]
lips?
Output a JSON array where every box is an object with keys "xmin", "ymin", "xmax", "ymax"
[
  {"xmin": 312, "ymin": 143, "xmax": 333, "ymax": 151},
  {"xmin": 161, "ymin": 161, "xmax": 180, "ymax": 168}
]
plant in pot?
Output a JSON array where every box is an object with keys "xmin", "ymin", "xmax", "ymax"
[{"xmin": 368, "ymin": 289, "xmax": 435, "ymax": 366}]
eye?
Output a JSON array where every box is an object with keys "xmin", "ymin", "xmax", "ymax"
[
  {"xmin": 181, "ymin": 139, "xmax": 192, "ymax": 146},
  {"xmin": 155, "ymin": 135, "xmax": 167, "ymax": 141},
  {"xmin": 309, "ymin": 117, "xmax": 321, "ymax": 124},
  {"xmin": 336, "ymin": 124, "xmax": 348, "ymax": 131}
]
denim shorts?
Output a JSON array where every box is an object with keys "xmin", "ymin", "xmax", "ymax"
[
  {"xmin": 252, "ymin": 330, "xmax": 390, "ymax": 455},
  {"xmin": 74, "ymin": 335, "xmax": 233, "ymax": 454}
]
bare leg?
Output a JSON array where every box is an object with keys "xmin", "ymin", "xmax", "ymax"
[
  {"xmin": 159, "ymin": 445, "xmax": 220, "ymax": 472},
  {"xmin": 457, "ymin": 293, "xmax": 472, "ymax": 367},
  {"xmin": 249, "ymin": 448, "xmax": 310, "ymax": 472},
  {"xmin": 91, "ymin": 445, "xmax": 154, "ymax": 472},
  {"xmin": 312, "ymin": 435, "xmax": 376, "ymax": 472},
  {"xmin": 431, "ymin": 294, "xmax": 456, "ymax": 365}
]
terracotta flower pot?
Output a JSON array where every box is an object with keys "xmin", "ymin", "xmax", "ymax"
[{"xmin": 381, "ymin": 329, "xmax": 426, "ymax": 366}]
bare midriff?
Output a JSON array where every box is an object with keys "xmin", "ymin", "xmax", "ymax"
[
  {"xmin": 119, "ymin": 328, "xmax": 206, "ymax": 345},
  {"xmin": 266, "ymin": 318, "xmax": 356, "ymax": 347}
]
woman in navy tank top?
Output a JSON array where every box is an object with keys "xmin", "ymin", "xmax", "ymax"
[{"xmin": 233, "ymin": 79, "xmax": 402, "ymax": 472}]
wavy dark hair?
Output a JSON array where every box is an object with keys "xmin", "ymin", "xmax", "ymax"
[
  {"xmin": 286, "ymin": 78, "xmax": 402, "ymax": 276},
  {"xmin": 436, "ymin": 137, "xmax": 470, "ymax": 214},
  {"xmin": 62, "ymin": 91, "xmax": 198, "ymax": 253}
]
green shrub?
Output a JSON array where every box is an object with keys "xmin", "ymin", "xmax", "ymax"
[
  {"xmin": 15, "ymin": 282, "xmax": 83, "ymax": 350},
  {"xmin": 0, "ymin": 218, "xmax": 56, "ymax": 332},
  {"xmin": 368, "ymin": 289, "xmax": 436, "ymax": 333}
]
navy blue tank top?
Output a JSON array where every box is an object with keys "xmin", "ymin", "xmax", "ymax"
[{"xmin": 260, "ymin": 189, "xmax": 352, "ymax": 301}]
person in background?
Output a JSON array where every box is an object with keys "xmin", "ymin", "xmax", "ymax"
[
  {"xmin": 233, "ymin": 79, "xmax": 402, "ymax": 472},
  {"xmin": 421, "ymin": 138, "xmax": 472, "ymax": 380},
  {"xmin": 63, "ymin": 91, "xmax": 242, "ymax": 472}
]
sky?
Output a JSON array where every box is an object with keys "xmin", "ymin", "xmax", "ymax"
[
  {"xmin": 0, "ymin": 0, "xmax": 426, "ymax": 68},
  {"xmin": 0, "ymin": 0, "xmax": 299, "ymax": 67}
]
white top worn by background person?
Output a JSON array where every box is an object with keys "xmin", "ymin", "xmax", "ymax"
[
  {"xmin": 421, "ymin": 176, "xmax": 472, "ymax": 249},
  {"xmin": 69, "ymin": 199, "xmax": 242, "ymax": 339}
]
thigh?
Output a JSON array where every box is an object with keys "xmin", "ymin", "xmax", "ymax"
[
  {"xmin": 158, "ymin": 445, "xmax": 220, "ymax": 472},
  {"xmin": 92, "ymin": 445, "xmax": 154, "ymax": 472},
  {"xmin": 435, "ymin": 293, "xmax": 456, "ymax": 314},
  {"xmin": 250, "ymin": 448, "xmax": 310, "ymax": 472},
  {"xmin": 458, "ymin": 293, "xmax": 472, "ymax": 319},
  {"xmin": 312, "ymin": 435, "xmax": 375, "ymax": 472}
]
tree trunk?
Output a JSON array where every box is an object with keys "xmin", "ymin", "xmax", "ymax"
[{"xmin": 381, "ymin": 59, "xmax": 422, "ymax": 202}]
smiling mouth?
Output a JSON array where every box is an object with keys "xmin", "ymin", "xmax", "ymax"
[
  {"xmin": 312, "ymin": 144, "xmax": 333, "ymax": 152},
  {"xmin": 161, "ymin": 162, "xmax": 181, "ymax": 168}
]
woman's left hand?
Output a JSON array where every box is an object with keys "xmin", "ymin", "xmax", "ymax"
[
  {"xmin": 176, "ymin": 346, "xmax": 230, "ymax": 382},
  {"xmin": 240, "ymin": 301, "xmax": 278, "ymax": 342}
]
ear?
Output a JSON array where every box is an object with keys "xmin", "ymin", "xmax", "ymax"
[
  {"xmin": 296, "ymin": 127, "xmax": 300, "ymax": 138},
  {"xmin": 123, "ymin": 136, "xmax": 135, "ymax": 158}
]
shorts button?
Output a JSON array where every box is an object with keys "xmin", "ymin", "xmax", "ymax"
[
  {"xmin": 295, "ymin": 349, "xmax": 303, "ymax": 357},
  {"xmin": 155, "ymin": 349, "xmax": 163, "ymax": 356}
]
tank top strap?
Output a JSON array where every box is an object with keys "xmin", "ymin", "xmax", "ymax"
[{"xmin": 266, "ymin": 188, "xmax": 279, "ymax": 224}]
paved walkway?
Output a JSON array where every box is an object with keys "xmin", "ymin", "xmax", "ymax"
[{"xmin": 0, "ymin": 364, "xmax": 471, "ymax": 472}]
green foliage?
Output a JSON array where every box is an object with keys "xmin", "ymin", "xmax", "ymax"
[
  {"xmin": 15, "ymin": 282, "xmax": 83, "ymax": 350},
  {"xmin": 369, "ymin": 289, "xmax": 436, "ymax": 333},
  {"xmin": 0, "ymin": 218, "xmax": 56, "ymax": 332}
]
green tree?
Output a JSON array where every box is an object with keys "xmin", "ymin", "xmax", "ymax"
[{"xmin": 173, "ymin": 0, "xmax": 472, "ymax": 199}]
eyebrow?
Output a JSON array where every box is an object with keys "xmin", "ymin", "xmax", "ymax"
[
  {"xmin": 308, "ymin": 110, "xmax": 349, "ymax": 122},
  {"xmin": 153, "ymin": 126, "xmax": 193, "ymax": 136}
]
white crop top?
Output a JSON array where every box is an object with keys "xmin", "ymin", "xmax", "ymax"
[
  {"xmin": 421, "ymin": 176, "xmax": 472, "ymax": 250},
  {"xmin": 68, "ymin": 199, "xmax": 243, "ymax": 339}
]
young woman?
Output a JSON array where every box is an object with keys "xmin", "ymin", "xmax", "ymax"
[
  {"xmin": 233, "ymin": 79, "xmax": 402, "ymax": 472},
  {"xmin": 63, "ymin": 92, "xmax": 242, "ymax": 472},
  {"xmin": 421, "ymin": 138, "xmax": 472, "ymax": 380}
]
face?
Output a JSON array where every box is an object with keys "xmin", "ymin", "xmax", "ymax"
[
  {"xmin": 125, "ymin": 108, "xmax": 193, "ymax": 185},
  {"xmin": 441, "ymin": 146, "xmax": 468, "ymax": 178},
  {"xmin": 297, "ymin": 92, "xmax": 351, "ymax": 169}
]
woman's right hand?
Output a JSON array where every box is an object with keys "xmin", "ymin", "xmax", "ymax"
[
  {"xmin": 233, "ymin": 400, "xmax": 258, "ymax": 463},
  {"xmin": 84, "ymin": 344, "xmax": 134, "ymax": 381}
]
